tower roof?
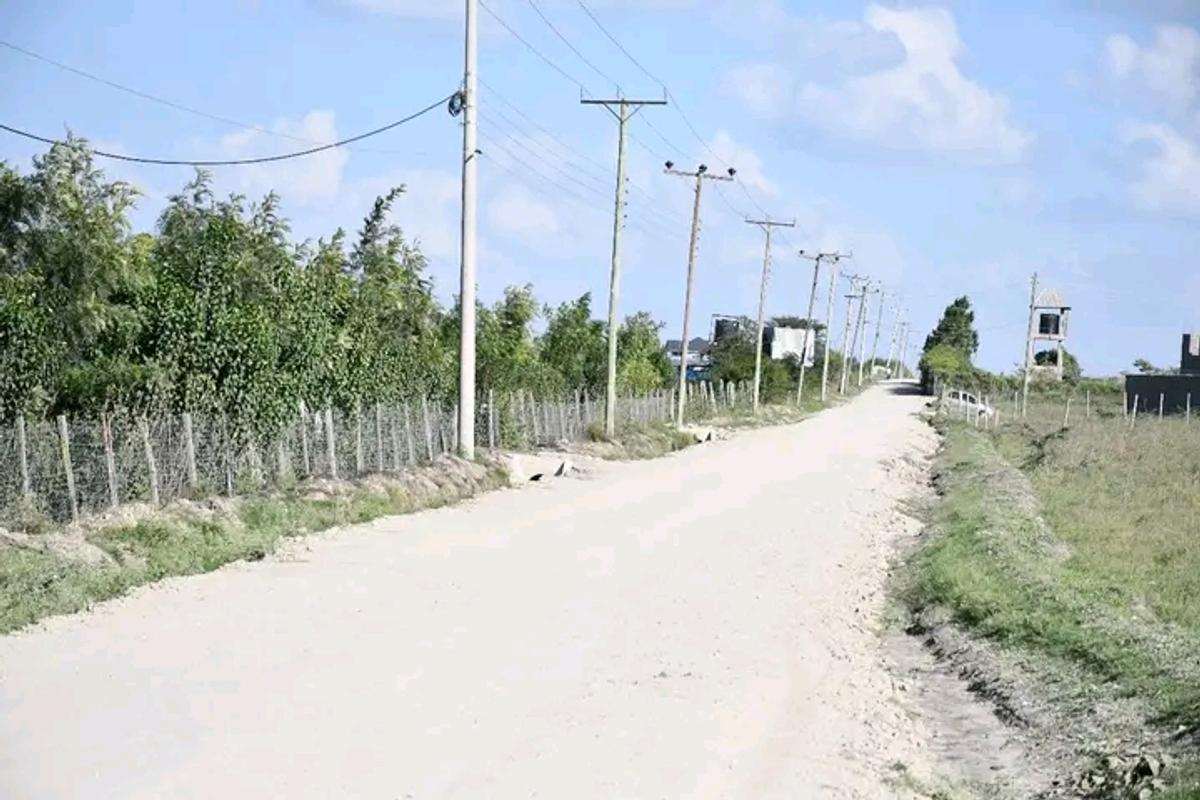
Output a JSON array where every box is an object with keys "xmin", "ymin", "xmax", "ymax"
[{"xmin": 1034, "ymin": 287, "xmax": 1069, "ymax": 309}]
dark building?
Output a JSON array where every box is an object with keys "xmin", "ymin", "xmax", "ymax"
[
  {"xmin": 1124, "ymin": 333, "xmax": 1200, "ymax": 414},
  {"xmin": 665, "ymin": 337, "xmax": 711, "ymax": 380}
]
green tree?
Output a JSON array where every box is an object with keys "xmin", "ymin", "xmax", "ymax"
[
  {"xmin": 919, "ymin": 343, "xmax": 974, "ymax": 386},
  {"xmin": 6, "ymin": 138, "xmax": 148, "ymax": 411},
  {"xmin": 616, "ymin": 311, "xmax": 673, "ymax": 393},
  {"xmin": 709, "ymin": 316, "xmax": 792, "ymax": 401},
  {"xmin": 540, "ymin": 293, "xmax": 606, "ymax": 392},
  {"xmin": 923, "ymin": 296, "xmax": 979, "ymax": 357},
  {"xmin": 1133, "ymin": 358, "xmax": 1161, "ymax": 374},
  {"xmin": 1034, "ymin": 348, "xmax": 1081, "ymax": 383}
]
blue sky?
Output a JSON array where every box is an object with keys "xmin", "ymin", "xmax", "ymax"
[{"xmin": 4, "ymin": 0, "xmax": 1200, "ymax": 375}]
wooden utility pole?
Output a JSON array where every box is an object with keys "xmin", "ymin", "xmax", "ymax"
[
  {"xmin": 583, "ymin": 96, "xmax": 667, "ymax": 437},
  {"xmin": 456, "ymin": 0, "xmax": 479, "ymax": 459},
  {"xmin": 745, "ymin": 217, "xmax": 795, "ymax": 413},
  {"xmin": 1021, "ymin": 272, "xmax": 1038, "ymax": 418},
  {"xmin": 666, "ymin": 163, "xmax": 736, "ymax": 426}
]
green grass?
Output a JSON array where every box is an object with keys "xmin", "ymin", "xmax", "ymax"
[
  {"xmin": 995, "ymin": 400, "xmax": 1200, "ymax": 633},
  {"xmin": 906, "ymin": 414, "xmax": 1200, "ymax": 793},
  {"xmin": 0, "ymin": 466, "xmax": 507, "ymax": 635}
]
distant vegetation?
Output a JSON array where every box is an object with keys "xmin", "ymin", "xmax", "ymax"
[{"xmin": 0, "ymin": 138, "xmax": 675, "ymax": 439}]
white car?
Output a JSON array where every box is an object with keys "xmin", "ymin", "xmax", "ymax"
[{"xmin": 941, "ymin": 389, "xmax": 996, "ymax": 420}]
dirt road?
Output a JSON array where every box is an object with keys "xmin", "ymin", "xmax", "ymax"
[{"xmin": 0, "ymin": 384, "xmax": 941, "ymax": 799}]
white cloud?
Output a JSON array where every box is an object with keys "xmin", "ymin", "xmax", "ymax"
[
  {"xmin": 725, "ymin": 4, "xmax": 1032, "ymax": 164},
  {"xmin": 218, "ymin": 110, "xmax": 349, "ymax": 204},
  {"xmin": 705, "ymin": 130, "xmax": 777, "ymax": 196},
  {"xmin": 488, "ymin": 183, "xmax": 560, "ymax": 239},
  {"xmin": 799, "ymin": 5, "xmax": 1031, "ymax": 163},
  {"xmin": 721, "ymin": 64, "xmax": 790, "ymax": 119},
  {"xmin": 1105, "ymin": 26, "xmax": 1200, "ymax": 108},
  {"xmin": 1119, "ymin": 121, "xmax": 1200, "ymax": 215},
  {"xmin": 1106, "ymin": 34, "xmax": 1139, "ymax": 79}
]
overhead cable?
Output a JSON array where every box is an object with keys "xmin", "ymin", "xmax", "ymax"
[{"xmin": 0, "ymin": 93, "xmax": 454, "ymax": 166}]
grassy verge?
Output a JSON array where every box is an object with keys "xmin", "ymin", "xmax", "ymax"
[
  {"xmin": 581, "ymin": 420, "xmax": 699, "ymax": 459},
  {"xmin": 0, "ymin": 459, "xmax": 507, "ymax": 635},
  {"xmin": 903, "ymin": 416, "xmax": 1200, "ymax": 794}
]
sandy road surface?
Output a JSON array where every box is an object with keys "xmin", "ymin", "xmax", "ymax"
[{"xmin": 1, "ymin": 384, "xmax": 940, "ymax": 799}]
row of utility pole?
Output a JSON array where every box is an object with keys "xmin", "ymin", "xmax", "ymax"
[{"xmin": 455, "ymin": 0, "xmax": 912, "ymax": 456}]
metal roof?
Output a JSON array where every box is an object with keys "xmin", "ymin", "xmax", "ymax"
[{"xmin": 1035, "ymin": 288, "xmax": 1069, "ymax": 309}]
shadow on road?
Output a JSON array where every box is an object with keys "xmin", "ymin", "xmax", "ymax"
[{"xmin": 884, "ymin": 381, "xmax": 927, "ymax": 397}]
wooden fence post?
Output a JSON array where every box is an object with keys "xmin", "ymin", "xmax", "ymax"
[
  {"xmin": 370, "ymin": 404, "xmax": 382, "ymax": 472},
  {"xmin": 1085, "ymin": 390, "xmax": 1091, "ymax": 419},
  {"xmin": 57, "ymin": 415, "xmax": 79, "ymax": 522},
  {"xmin": 100, "ymin": 411, "xmax": 119, "ymax": 509},
  {"xmin": 403, "ymin": 403, "xmax": 416, "ymax": 465},
  {"xmin": 390, "ymin": 406, "xmax": 403, "ymax": 470},
  {"xmin": 1130, "ymin": 394, "xmax": 1140, "ymax": 429},
  {"xmin": 15, "ymin": 412, "xmax": 31, "ymax": 499},
  {"xmin": 1188, "ymin": 393, "xmax": 1192, "ymax": 425},
  {"xmin": 222, "ymin": 416, "xmax": 235, "ymax": 497},
  {"xmin": 488, "ymin": 389, "xmax": 497, "ymax": 449},
  {"xmin": 1159, "ymin": 393, "xmax": 1165, "ymax": 420},
  {"xmin": 297, "ymin": 401, "xmax": 312, "ymax": 477},
  {"xmin": 420, "ymin": 397, "xmax": 434, "ymax": 461},
  {"xmin": 1063, "ymin": 397, "xmax": 1071, "ymax": 428},
  {"xmin": 354, "ymin": 402, "xmax": 365, "ymax": 475},
  {"xmin": 138, "ymin": 415, "xmax": 160, "ymax": 505},
  {"xmin": 324, "ymin": 407, "xmax": 338, "ymax": 479},
  {"xmin": 530, "ymin": 393, "xmax": 541, "ymax": 446},
  {"xmin": 182, "ymin": 411, "xmax": 199, "ymax": 490},
  {"xmin": 276, "ymin": 440, "xmax": 289, "ymax": 484}
]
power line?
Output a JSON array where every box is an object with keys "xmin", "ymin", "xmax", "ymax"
[
  {"xmin": 479, "ymin": 0, "xmax": 591, "ymax": 95},
  {"xmin": 0, "ymin": 39, "xmax": 418, "ymax": 156},
  {"xmin": 575, "ymin": 0, "xmax": 664, "ymax": 89},
  {"xmin": 478, "ymin": 78, "xmax": 687, "ymax": 228},
  {"xmin": 0, "ymin": 93, "xmax": 455, "ymax": 166},
  {"xmin": 479, "ymin": 127, "xmax": 676, "ymax": 242},
  {"xmin": 479, "ymin": 101, "xmax": 612, "ymax": 195},
  {"xmin": 569, "ymin": 3, "xmax": 774, "ymax": 217},
  {"xmin": 480, "ymin": 79, "xmax": 610, "ymax": 175},
  {"xmin": 525, "ymin": 0, "xmax": 619, "ymax": 94},
  {"xmin": 479, "ymin": 109, "xmax": 613, "ymax": 200}
]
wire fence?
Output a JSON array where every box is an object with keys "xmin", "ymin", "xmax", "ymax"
[
  {"xmin": 0, "ymin": 380, "xmax": 757, "ymax": 529},
  {"xmin": 934, "ymin": 383, "xmax": 1195, "ymax": 431}
]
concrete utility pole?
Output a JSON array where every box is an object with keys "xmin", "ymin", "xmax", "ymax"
[
  {"xmin": 868, "ymin": 288, "xmax": 887, "ymax": 381},
  {"xmin": 745, "ymin": 217, "xmax": 795, "ymax": 413},
  {"xmin": 819, "ymin": 254, "xmax": 852, "ymax": 402},
  {"xmin": 457, "ymin": 0, "xmax": 479, "ymax": 459},
  {"xmin": 885, "ymin": 301, "xmax": 904, "ymax": 376},
  {"xmin": 1022, "ymin": 271, "xmax": 1039, "ymax": 418},
  {"xmin": 583, "ymin": 96, "xmax": 668, "ymax": 438},
  {"xmin": 838, "ymin": 285, "xmax": 862, "ymax": 395},
  {"xmin": 856, "ymin": 284, "xmax": 877, "ymax": 387},
  {"xmin": 798, "ymin": 251, "xmax": 845, "ymax": 403},
  {"xmin": 666, "ymin": 162, "xmax": 736, "ymax": 426},
  {"xmin": 900, "ymin": 324, "xmax": 912, "ymax": 378},
  {"xmin": 890, "ymin": 322, "xmax": 908, "ymax": 377}
]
